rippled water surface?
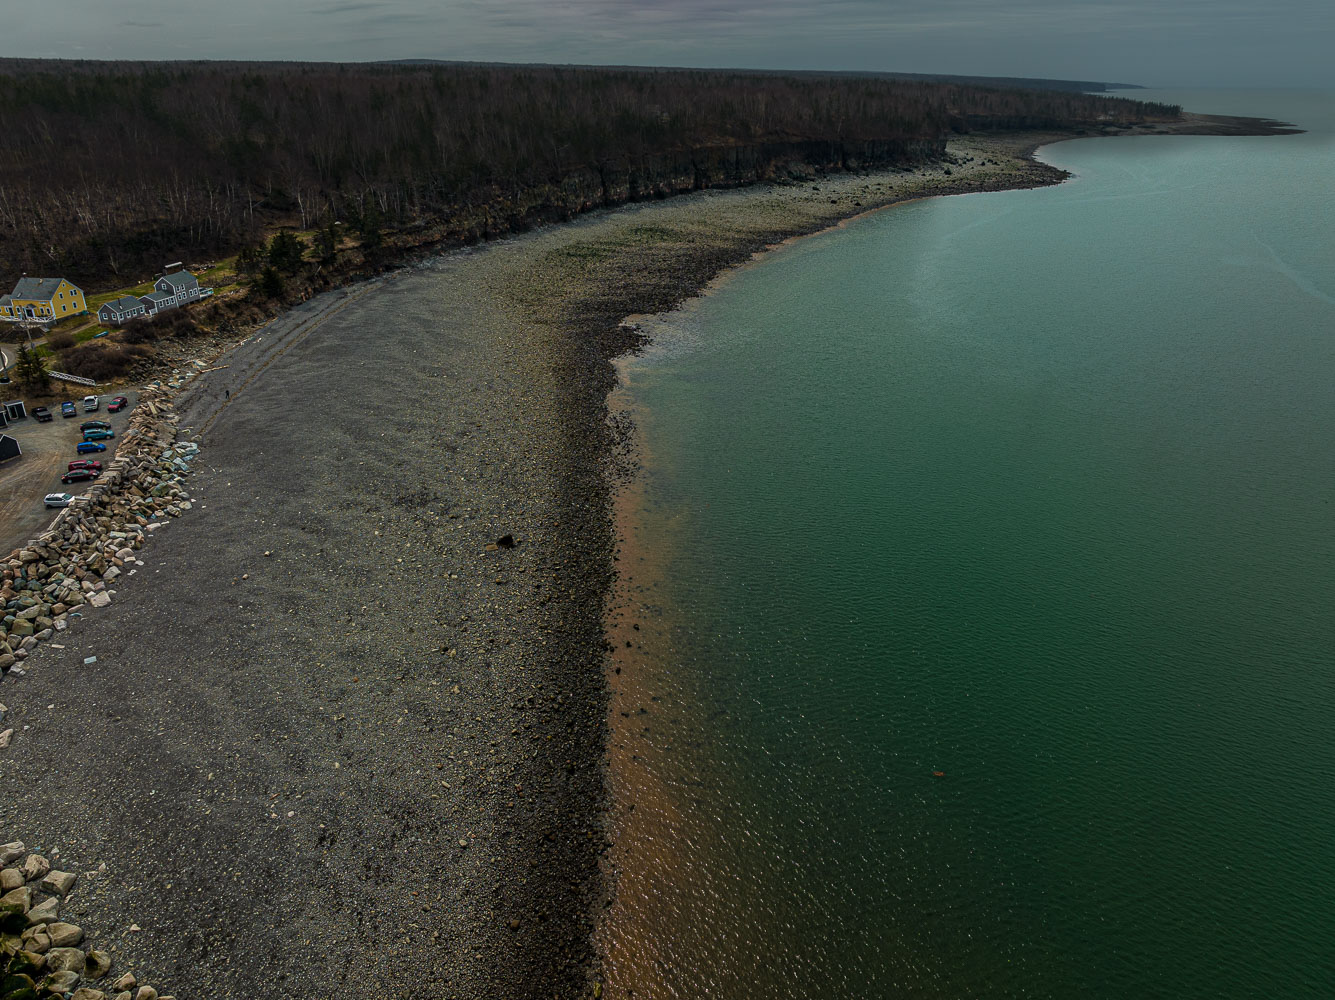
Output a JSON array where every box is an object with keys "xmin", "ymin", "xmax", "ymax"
[{"xmin": 604, "ymin": 90, "xmax": 1335, "ymax": 999}]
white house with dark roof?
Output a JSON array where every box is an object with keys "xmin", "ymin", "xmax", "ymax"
[
  {"xmin": 97, "ymin": 294, "xmax": 148, "ymax": 326},
  {"xmin": 138, "ymin": 267, "xmax": 213, "ymax": 318}
]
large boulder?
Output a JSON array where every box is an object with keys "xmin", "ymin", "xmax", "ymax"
[
  {"xmin": 44, "ymin": 946, "xmax": 86, "ymax": 974},
  {"xmin": 45, "ymin": 921, "xmax": 82, "ymax": 947}
]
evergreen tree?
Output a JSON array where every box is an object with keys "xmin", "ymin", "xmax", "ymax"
[
  {"xmin": 314, "ymin": 221, "xmax": 340, "ymax": 264},
  {"xmin": 235, "ymin": 243, "xmax": 263, "ymax": 276},
  {"xmin": 14, "ymin": 344, "xmax": 50, "ymax": 390},
  {"xmin": 267, "ymin": 231, "xmax": 307, "ymax": 274},
  {"xmin": 257, "ymin": 266, "xmax": 285, "ymax": 298},
  {"xmin": 355, "ymin": 203, "xmax": 382, "ymax": 252}
]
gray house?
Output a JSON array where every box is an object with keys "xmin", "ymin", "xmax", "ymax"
[
  {"xmin": 139, "ymin": 268, "xmax": 212, "ymax": 318},
  {"xmin": 139, "ymin": 290, "xmax": 174, "ymax": 317},
  {"xmin": 97, "ymin": 294, "xmax": 148, "ymax": 326}
]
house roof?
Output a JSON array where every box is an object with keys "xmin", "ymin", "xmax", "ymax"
[
  {"xmin": 11, "ymin": 277, "xmax": 71, "ymax": 301},
  {"xmin": 141, "ymin": 290, "xmax": 174, "ymax": 305},
  {"xmin": 101, "ymin": 295, "xmax": 144, "ymax": 314},
  {"xmin": 160, "ymin": 270, "xmax": 198, "ymax": 291}
]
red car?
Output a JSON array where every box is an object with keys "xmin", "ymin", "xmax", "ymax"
[
  {"xmin": 62, "ymin": 468, "xmax": 101, "ymax": 484},
  {"xmin": 68, "ymin": 460, "xmax": 103, "ymax": 473},
  {"xmin": 107, "ymin": 395, "xmax": 130, "ymax": 413}
]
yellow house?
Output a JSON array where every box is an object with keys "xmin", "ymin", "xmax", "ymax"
[{"xmin": 0, "ymin": 277, "xmax": 88, "ymax": 324}]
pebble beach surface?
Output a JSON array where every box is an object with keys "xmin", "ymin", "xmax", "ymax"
[{"xmin": 0, "ymin": 131, "xmax": 1183, "ymax": 998}]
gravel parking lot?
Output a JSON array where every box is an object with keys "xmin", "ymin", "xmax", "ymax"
[{"xmin": 0, "ymin": 390, "xmax": 136, "ymax": 553}]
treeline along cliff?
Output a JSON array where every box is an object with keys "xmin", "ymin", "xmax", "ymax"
[{"xmin": 0, "ymin": 60, "xmax": 1181, "ymax": 285}]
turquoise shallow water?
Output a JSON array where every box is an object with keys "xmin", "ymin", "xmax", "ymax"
[{"xmin": 613, "ymin": 90, "xmax": 1335, "ymax": 998}]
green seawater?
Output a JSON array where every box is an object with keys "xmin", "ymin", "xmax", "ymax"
[{"xmin": 614, "ymin": 90, "xmax": 1335, "ymax": 998}]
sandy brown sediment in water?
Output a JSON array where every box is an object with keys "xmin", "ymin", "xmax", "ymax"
[{"xmin": 0, "ymin": 121, "xmax": 1295, "ymax": 999}]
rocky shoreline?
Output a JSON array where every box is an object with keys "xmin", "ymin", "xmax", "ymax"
[
  {"xmin": 0, "ymin": 118, "xmax": 1298, "ymax": 999},
  {"xmin": 1, "ymin": 382, "xmax": 200, "ymax": 698},
  {"xmin": 2, "ymin": 839, "xmax": 177, "ymax": 999}
]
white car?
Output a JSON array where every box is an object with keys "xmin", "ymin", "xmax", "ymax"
[
  {"xmin": 44, "ymin": 492, "xmax": 75, "ymax": 508},
  {"xmin": 83, "ymin": 395, "xmax": 100, "ymax": 411}
]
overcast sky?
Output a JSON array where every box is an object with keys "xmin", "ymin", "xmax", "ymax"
[{"xmin": 4, "ymin": 0, "xmax": 1332, "ymax": 88}]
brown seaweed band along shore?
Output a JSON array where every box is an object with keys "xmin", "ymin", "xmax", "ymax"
[{"xmin": 0, "ymin": 115, "xmax": 1295, "ymax": 1000}]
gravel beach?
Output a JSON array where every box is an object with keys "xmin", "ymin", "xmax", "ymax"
[{"xmin": 0, "ymin": 128, "xmax": 1249, "ymax": 997}]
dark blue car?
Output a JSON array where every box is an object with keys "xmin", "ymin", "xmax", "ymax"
[
  {"xmin": 60, "ymin": 401, "xmax": 77, "ymax": 418},
  {"xmin": 76, "ymin": 441, "xmax": 107, "ymax": 454}
]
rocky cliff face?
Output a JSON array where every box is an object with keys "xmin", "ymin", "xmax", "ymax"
[
  {"xmin": 591, "ymin": 137, "xmax": 947, "ymax": 204},
  {"xmin": 466, "ymin": 137, "xmax": 948, "ymax": 241}
]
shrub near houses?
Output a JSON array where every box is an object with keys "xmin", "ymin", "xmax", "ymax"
[{"xmin": 55, "ymin": 341, "xmax": 153, "ymax": 383}]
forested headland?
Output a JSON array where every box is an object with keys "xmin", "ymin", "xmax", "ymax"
[{"xmin": 0, "ymin": 60, "xmax": 1180, "ymax": 289}]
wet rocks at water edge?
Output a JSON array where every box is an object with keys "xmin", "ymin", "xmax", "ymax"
[
  {"xmin": 0, "ymin": 383, "xmax": 202, "ymax": 698},
  {"xmin": 0, "ymin": 840, "xmax": 176, "ymax": 999}
]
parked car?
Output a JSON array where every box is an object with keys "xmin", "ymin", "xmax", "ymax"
[
  {"xmin": 61, "ymin": 468, "xmax": 100, "ymax": 484},
  {"xmin": 60, "ymin": 401, "xmax": 77, "ymax": 418},
  {"xmin": 68, "ymin": 460, "xmax": 103, "ymax": 473},
  {"xmin": 32, "ymin": 406, "xmax": 53, "ymax": 422},
  {"xmin": 83, "ymin": 395, "xmax": 100, "ymax": 411},
  {"xmin": 76, "ymin": 441, "xmax": 106, "ymax": 454},
  {"xmin": 44, "ymin": 493, "xmax": 75, "ymax": 508},
  {"xmin": 107, "ymin": 395, "xmax": 130, "ymax": 413},
  {"xmin": 82, "ymin": 428, "xmax": 114, "ymax": 441},
  {"xmin": 80, "ymin": 420, "xmax": 111, "ymax": 432}
]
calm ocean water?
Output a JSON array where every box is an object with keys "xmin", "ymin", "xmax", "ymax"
[{"xmin": 605, "ymin": 90, "xmax": 1335, "ymax": 998}]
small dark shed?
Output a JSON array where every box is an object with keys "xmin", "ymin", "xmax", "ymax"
[
  {"xmin": 0, "ymin": 433, "xmax": 21, "ymax": 463},
  {"xmin": 2, "ymin": 400, "xmax": 26, "ymax": 421}
]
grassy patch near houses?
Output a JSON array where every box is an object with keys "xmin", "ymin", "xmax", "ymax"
[
  {"xmin": 87, "ymin": 281, "xmax": 156, "ymax": 310},
  {"xmin": 38, "ymin": 312, "xmax": 109, "ymax": 347},
  {"xmin": 46, "ymin": 313, "xmax": 90, "ymax": 334},
  {"xmin": 197, "ymin": 260, "xmax": 235, "ymax": 283},
  {"xmin": 195, "ymin": 256, "xmax": 243, "ymax": 296}
]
